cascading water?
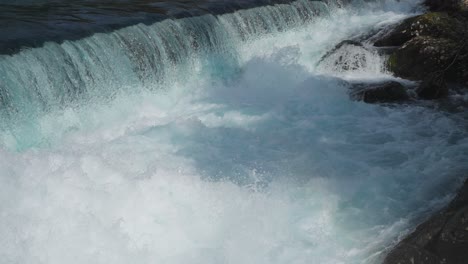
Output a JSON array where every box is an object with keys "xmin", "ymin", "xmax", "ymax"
[
  {"xmin": 1, "ymin": 0, "xmax": 468, "ymax": 264},
  {"xmin": 0, "ymin": 0, "xmax": 327, "ymax": 116},
  {"xmin": 0, "ymin": 0, "xmax": 333, "ymax": 149}
]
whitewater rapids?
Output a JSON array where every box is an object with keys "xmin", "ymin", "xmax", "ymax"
[{"xmin": 1, "ymin": 1, "xmax": 467, "ymax": 264}]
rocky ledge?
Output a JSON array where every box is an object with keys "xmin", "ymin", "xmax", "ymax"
[
  {"xmin": 375, "ymin": 0, "xmax": 468, "ymax": 100},
  {"xmin": 349, "ymin": 81, "xmax": 410, "ymax": 103},
  {"xmin": 315, "ymin": 0, "xmax": 468, "ymax": 104},
  {"xmin": 383, "ymin": 179, "xmax": 468, "ymax": 264}
]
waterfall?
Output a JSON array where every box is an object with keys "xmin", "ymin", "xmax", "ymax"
[
  {"xmin": 3, "ymin": 1, "xmax": 467, "ymax": 264},
  {"xmin": 0, "ymin": 0, "xmax": 334, "ymax": 119}
]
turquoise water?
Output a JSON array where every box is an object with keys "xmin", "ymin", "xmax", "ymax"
[{"xmin": 1, "ymin": 1, "xmax": 468, "ymax": 263}]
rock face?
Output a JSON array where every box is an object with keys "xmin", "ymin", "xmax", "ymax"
[
  {"xmin": 317, "ymin": 40, "xmax": 371, "ymax": 72},
  {"xmin": 374, "ymin": 12, "xmax": 465, "ymax": 47},
  {"xmin": 425, "ymin": 0, "xmax": 468, "ymax": 12},
  {"xmin": 417, "ymin": 77, "xmax": 449, "ymax": 99},
  {"xmin": 387, "ymin": 36, "xmax": 461, "ymax": 81},
  {"xmin": 383, "ymin": 179, "xmax": 468, "ymax": 264},
  {"xmin": 374, "ymin": 8, "xmax": 468, "ymax": 99},
  {"xmin": 350, "ymin": 81, "xmax": 409, "ymax": 103}
]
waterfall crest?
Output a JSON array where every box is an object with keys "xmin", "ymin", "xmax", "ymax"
[{"xmin": 0, "ymin": 0, "xmax": 337, "ymax": 119}]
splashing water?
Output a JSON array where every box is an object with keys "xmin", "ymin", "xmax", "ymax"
[{"xmin": 1, "ymin": 1, "xmax": 468, "ymax": 264}]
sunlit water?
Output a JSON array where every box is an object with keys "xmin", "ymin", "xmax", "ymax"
[{"xmin": 1, "ymin": 1, "xmax": 468, "ymax": 264}]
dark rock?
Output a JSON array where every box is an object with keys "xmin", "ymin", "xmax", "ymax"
[
  {"xmin": 384, "ymin": 243, "xmax": 442, "ymax": 264},
  {"xmin": 373, "ymin": 10, "xmax": 468, "ymax": 95},
  {"xmin": 417, "ymin": 77, "xmax": 449, "ymax": 99},
  {"xmin": 387, "ymin": 36, "xmax": 461, "ymax": 81},
  {"xmin": 317, "ymin": 40, "xmax": 376, "ymax": 72},
  {"xmin": 332, "ymin": 40, "xmax": 363, "ymax": 49},
  {"xmin": 436, "ymin": 207, "xmax": 468, "ymax": 263},
  {"xmin": 318, "ymin": 40, "xmax": 364, "ymax": 62},
  {"xmin": 318, "ymin": 40, "xmax": 363, "ymax": 66},
  {"xmin": 425, "ymin": 0, "xmax": 468, "ymax": 12},
  {"xmin": 350, "ymin": 81, "xmax": 409, "ymax": 103},
  {"xmin": 384, "ymin": 179, "xmax": 468, "ymax": 264},
  {"xmin": 374, "ymin": 12, "xmax": 466, "ymax": 47}
]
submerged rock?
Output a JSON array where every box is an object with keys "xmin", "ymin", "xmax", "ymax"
[
  {"xmin": 350, "ymin": 81, "xmax": 409, "ymax": 103},
  {"xmin": 317, "ymin": 40, "xmax": 369, "ymax": 72},
  {"xmin": 384, "ymin": 179, "xmax": 468, "ymax": 264},
  {"xmin": 319, "ymin": 40, "xmax": 364, "ymax": 56}
]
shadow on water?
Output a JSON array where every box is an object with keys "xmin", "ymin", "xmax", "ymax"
[{"xmin": 0, "ymin": 0, "xmax": 297, "ymax": 54}]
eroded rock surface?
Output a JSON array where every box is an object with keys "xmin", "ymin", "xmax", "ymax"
[
  {"xmin": 384, "ymin": 179, "xmax": 468, "ymax": 264},
  {"xmin": 350, "ymin": 81, "xmax": 410, "ymax": 103},
  {"xmin": 374, "ymin": 12, "xmax": 465, "ymax": 47},
  {"xmin": 373, "ymin": 4, "xmax": 468, "ymax": 99},
  {"xmin": 317, "ymin": 40, "xmax": 372, "ymax": 72},
  {"xmin": 425, "ymin": 0, "xmax": 468, "ymax": 12}
]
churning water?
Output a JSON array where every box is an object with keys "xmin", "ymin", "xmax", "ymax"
[{"xmin": 1, "ymin": 0, "xmax": 468, "ymax": 263}]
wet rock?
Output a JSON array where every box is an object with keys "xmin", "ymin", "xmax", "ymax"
[
  {"xmin": 318, "ymin": 40, "xmax": 365, "ymax": 70},
  {"xmin": 425, "ymin": 0, "xmax": 468, "ymax": 12},
  {"xmin": 373, "ymin": 9, "xmax": 468, "ymax": 99},
  {"xmin": 417, "ymin": 77, "xmax": 449, "ymax": 99},
  {"xmin": 384, "ymin": 179, "xmax": 468, "ymax": 264},
  {"xmin": 350, "ymin": 81, "xmax": 409, "ymax": 103},
  {"xmin": 323, "ymin": 39, "xmax": 363, "ymax": 51},
  {"xmin": 317, "ymin": 40, "xmax": 381, "ymax": 73},
  {"xmin": 437, "ymin": 206, "xmax": 468, "ymax": 263},
  {"xmin": 387, "ymin": 36, "xmax": 461, "ymax": 81},
  {"xmin": 374, "ymin": 12, "xmax": 465, "ymax": 47},
  {"xmin": 384, "ymin": 243, "xmax": 442, "ymax": 264}
]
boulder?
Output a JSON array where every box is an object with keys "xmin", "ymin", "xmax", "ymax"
[
  {"xmin": 374, "ymin": 12, "xmax": 466, "ymax": 47},
  {"xmin": 387, "ymin": 34, "xmax": 468, "ymax": 94},
  {"xmin": 417, "ymin": 77, "xmax": 449, "ymax": 99},
  {"xmin": 317, "ymin": 40, "xmax": 365, "ymax": 70},
  {"xmin": 387, "ymin": 36, "xmax": 461, "ymax": 81},
  {"xmin": 317, "ymin": 40, "xmax": 382, "ymax": 73},
  {"xmin": 350, "ymin": 81, "xmax": 409, "ymax": 103},
  {"xmin": 373, "ymin": 11, "xmax": 468, "ymax": 99},
  {"xmin": 384, "ymin": 179, "xmax": 468, "ymax": 264}
]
